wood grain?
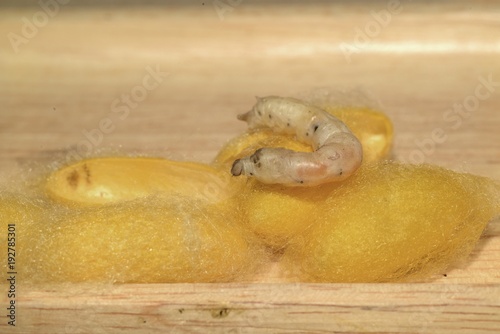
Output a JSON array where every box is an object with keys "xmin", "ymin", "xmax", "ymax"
[
  {"xmin": 0, "ymin": 1, "xmax": 499, "ymax": 333},
  {"xmin": 4, "ymin": 283, "xmax": 500, "ymax": 334}
]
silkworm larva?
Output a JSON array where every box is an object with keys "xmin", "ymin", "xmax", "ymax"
[{"xmin": 231, "ymin": 96, "xmax": 363, "ymax": 186}]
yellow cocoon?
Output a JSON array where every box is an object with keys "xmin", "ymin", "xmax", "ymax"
[
  {"xmin": 46, "ymin": 157, "xmax": 241, "ymax": 206},
  {"xmin": 21, "ymin": 196, "xmax": 254, "ymax": 283},
  {"xmin": 2, "ymin": 158, "xmax": 255, "ymax": 283},
  {"xmin": 283, "ymin": 162, "xmax": 500, "ymax": 282},
  {"xmin": 235, "ymin": 181, "xmax": 337, "ymax": 248}
]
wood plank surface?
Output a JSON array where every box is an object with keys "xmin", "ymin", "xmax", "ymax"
[
  {"xmin": 12, "ymin": 283, "xmax": 500, "ymax": 334},
  {"xmin": 1, "ymin": 1, "xmax": 500, "ymax": 333}
]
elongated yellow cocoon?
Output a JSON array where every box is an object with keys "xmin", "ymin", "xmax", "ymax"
[
  {"xmin": 24, "ymin": 197, "xmax": 254, "ymax": 283},
  {"xmin": 46, "ymin": 157, "xmax": 241, "ymax": 206},
  {"xmin": 282, "ymin": 162, "xmax": 500, "ymax": 282},
  {"xmin": 2, "ymin": 158, "xmax": 257, "ymax": 283}
]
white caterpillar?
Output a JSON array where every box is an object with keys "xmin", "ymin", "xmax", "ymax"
[{"xmin": 231, "ymin": 96, "xmax": 363, "ymax": 187}]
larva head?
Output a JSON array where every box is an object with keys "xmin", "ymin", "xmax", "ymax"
[
  {"xmin": 231, "ymin": 159, "xmax": 244, "ymax": 176},
  {"xmin": 230, "ymin": 152, "xmax": 261, "ymax": 179},
  {"xmin": 230, "ymin": 148, "xmax": 271, "ymax": 181}
]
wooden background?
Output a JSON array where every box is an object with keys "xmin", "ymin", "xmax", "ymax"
[{"xmin": 1, "ymin": 1, "xmax": 499, "ymax": 333}]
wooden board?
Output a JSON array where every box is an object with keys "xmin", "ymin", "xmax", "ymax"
[{"xmin": 1, "ymin": 1, "xmax": 499, "ymax": 332}]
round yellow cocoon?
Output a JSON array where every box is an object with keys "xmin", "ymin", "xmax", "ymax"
[
  {"xmin": 46, "ymin": 157, "xmax": 241, "ymax": 206},
  {"xmin": 283, "ymin": 162, "xmax": 500, "ymax": 282},
  {"xmin": 237, "ymin": 181, "xmax": 337, "ymax": 249},
  {"xmin": 23, "ymin": 197, "xmax": 254, "ymax": 283},
  {"xmin": 241, "ymin": 186, "xmax": 313, "ymax": 248}
]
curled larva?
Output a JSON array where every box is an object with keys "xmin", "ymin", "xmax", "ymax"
[{"xmin": 231, "ymin": 96, "xmax": 363, "ymax": 186}]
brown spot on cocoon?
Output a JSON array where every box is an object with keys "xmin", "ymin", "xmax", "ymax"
[
  {"xmin": 67, "ymin": 170, "xmax": 79, "ymax": 188},
  {"xmin": 83, "ymin": 164, "xmax": 91, "ymax": 184}
]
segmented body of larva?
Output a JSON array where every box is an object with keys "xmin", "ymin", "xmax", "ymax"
[{"xmin": 231, "ymin": 96, "xmax": 363, "ymax": 186}]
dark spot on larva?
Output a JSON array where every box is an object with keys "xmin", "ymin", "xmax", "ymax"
[
  {"xmin": 253, "ymin": 148, "xmax": 264, "ymax": 158},
  {"xmin": 257, "ymin": 110, "xmax": 262, "ymax": 116},
  {"xmin": 83, "ymin": 164, "xmax": 91, "ymax": 184},
  {"xmin": 299, "ymin": 180, "xmax": 304, "ymax": 184},
  {"xmin": 251, "ymin": 153, "xmax": 260, "ymax": 164},
  {"xmin": 256, "ymin": 162, "xmax": 262, "ymax": 168},
  {"xmin": 287, "ymin": 122, "xmax": 290, "ymax": 127},
  {"xmin": 249, "ymin": 172, "xmax": 254, "ymax": 176},
  {"xmin": 443, "ymin": 274, "xmax": 447, "ymax": 277},
  {"xmin": 268, "ymin": 114, "xmax": 272, "ymax": 119},
  {"xmin": 306, "ymin": 132, "xmax": 309, "ymax": 136},
  {"xmin": 339, "ymin": 170, "xmax": 343, "ymax": 176},
  {"xmin": 178, "ymin": 308, "xmax": 185, "ymax": 314},
  {"xmin": 67, "ymin": 170, "xmax": 79, "ymax": 188},
  {"xmin": 313, "ymin": 124, "xmax": 319, "ymax": 132}
]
